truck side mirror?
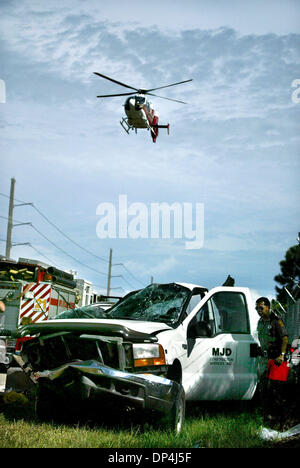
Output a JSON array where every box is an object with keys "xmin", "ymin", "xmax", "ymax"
[{"xmin": 250, "ymin": 343, "xmax": 261, "ymax": 357}]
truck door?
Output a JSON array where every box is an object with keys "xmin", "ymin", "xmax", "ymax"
[
  {"xmin": 181, "ymin": 289, "xmax": 257, "ymax": 400},
  {"xmin": 210, "ymin": 290, "xmax": 257, "ymax": 399}
]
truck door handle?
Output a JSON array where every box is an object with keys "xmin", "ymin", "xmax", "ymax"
[{"xmin": 182, "ymin": 344, "xmax": 187, "ymax": 350}]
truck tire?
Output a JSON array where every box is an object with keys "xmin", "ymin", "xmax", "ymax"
[
  {"xmin": 160, "ymin": 385, "xmax": 185, "ymax": 433},
  {"xmin": 170, "ymin": 385, "xmax": 185, "ymax": 433}
]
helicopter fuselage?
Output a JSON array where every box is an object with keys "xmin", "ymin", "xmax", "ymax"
[
  {"xmin": 124, "ymin": 94, "xmax": 157, "ymax": 128},
  {"xmin": 123, "ymin": 94, "xmax": 160, "ymax": 142}
]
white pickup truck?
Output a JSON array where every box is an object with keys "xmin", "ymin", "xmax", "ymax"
[{"xmin": 18, "ymin": 282, "xmax": 259, "ymax": 432}]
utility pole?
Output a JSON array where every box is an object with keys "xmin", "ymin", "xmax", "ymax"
[
  {"xmin": 107, "ymin": 248, "xmax": 112, "ymax": 296},
  {"xmin": 5, "ymin": 177, "xmax": 15, "ymax": 259}
]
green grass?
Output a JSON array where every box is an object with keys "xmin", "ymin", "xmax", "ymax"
[{"xmin": 0, "ymin": 395, "xmax": 269, "ymax": 448}]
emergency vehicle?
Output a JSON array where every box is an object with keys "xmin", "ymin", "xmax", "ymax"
[{"xmin": 0, "ymin": 257, "xmax": 77, "ymax": 366}]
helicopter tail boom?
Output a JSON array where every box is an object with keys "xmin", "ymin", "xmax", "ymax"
[{"xmin": 152, "ymin": 123, "xmax": 170, "ymax": 134}]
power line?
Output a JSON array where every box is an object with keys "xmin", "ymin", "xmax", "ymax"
[
  {"xmin": 1, "ymin": 233, "xmax": 107, "ymax": 288},
  {"xmin": 118, "ymin": 264, "xmax": 145, "ymax": 287},
  {"xmin": 30, "ymin": 225, "xmax": 107, "ymax": 277},
  {"xmin": 28, "ymin": 244, "xmax": 60, "ymax": 268},
  {"xmin": 1, "ymin": 234, "xmax": 58, "ymax": 268},
  {"xmin": 31, "ymin": 204, "xmax": 146, "ymax": 286},
  {"xmin": 0, "ymin": 192, "xmax": 108, "ymax": 263},
  {"xmin": 120, "ymin": 275, "xmax": 136, "ymax": 289},
  {"xmin": 1, "ymin": 212, "xmax": 107, "ymax": 277},
  {"xmin": 1, "ymin": 192, "xmax": 147, "ymax": 288},
  {"xmin": 32, "ymin": 204, "xmax": 109, "ymax": 264}
]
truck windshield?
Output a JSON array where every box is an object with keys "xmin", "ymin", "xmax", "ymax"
[
  {"xmin": 54, "ymin": 304, "xmax": 107, "ymax": 320},
  {"xmin": 108, "ymin": 283, "xmax": 189, "ymax": 323}
]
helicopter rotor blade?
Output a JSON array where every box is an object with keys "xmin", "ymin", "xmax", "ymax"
[
  {"xmin": 147, "ymin": 93, "xmax": 188, "ymax": 104},
  {"xmin": 97, "ymin": 92, "xmax": 136, "ymax": 98},
  {"xmin": 94, "ymin": 72, "xmax": 139, "ymax": 92},
  {"xmin": 146, "ymin": 79, "xmax": 193, "ymax": 93}
]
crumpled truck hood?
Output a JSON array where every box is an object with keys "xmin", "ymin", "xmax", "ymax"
[
  {"xmin": 18, "ymin": 319, "xmax": 172, "ymax": 342},
  {"xmin": 95, "ymin": 319, "xmax": 172, "ymax": 335}
]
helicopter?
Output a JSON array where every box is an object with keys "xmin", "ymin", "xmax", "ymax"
[{"xmin": 94, "ymin": 72, "xmax": 192, "ymax": 143}]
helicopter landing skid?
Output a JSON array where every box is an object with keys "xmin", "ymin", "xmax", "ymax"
[{"xmin": 120, "ymin": 118, "xmax": 136, "ymax": 134}]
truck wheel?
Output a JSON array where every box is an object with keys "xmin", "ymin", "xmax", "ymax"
[
  {"xmin": 161, "ymin": 385, "xmax": 185, "ymax": 433},
  {"xmin": 171, "ymin": 385, "xmax": 185, "ymax": 433}
]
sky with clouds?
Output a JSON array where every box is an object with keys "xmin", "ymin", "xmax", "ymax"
[{"xmin": 0, "ymin": 0, "xmax": 299, "ymax": 300}]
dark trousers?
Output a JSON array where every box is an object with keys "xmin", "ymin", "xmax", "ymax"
[{"xmin": 264, "ymin": 379, "xmax": 288, "ymax": 426}]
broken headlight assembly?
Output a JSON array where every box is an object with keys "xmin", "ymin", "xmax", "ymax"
[{"xmin": 132, "ymin": 343, "xmax": 166, "ymax": 368}]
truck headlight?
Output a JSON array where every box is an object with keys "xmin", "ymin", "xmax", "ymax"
[{"xmin": 133, "ymin": 343, "xmax": 166, "ymax": 368}]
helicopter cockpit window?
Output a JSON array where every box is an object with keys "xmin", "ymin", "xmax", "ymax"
[
  {"xmin": 124, "ymin": 97, "xmax": 131, "ymax": 111},
  {"xmin": 135, "ymin": 96, "xmax": 146, "ymax": 109}
]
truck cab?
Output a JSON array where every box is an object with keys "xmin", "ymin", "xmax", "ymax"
[
  {"xmin": 103, "ymin": 282, "xmax": 259, "ymax": 401},
  {"xmin": 160, "ymin": 284, "xmax": 258, "ymax": 400}
]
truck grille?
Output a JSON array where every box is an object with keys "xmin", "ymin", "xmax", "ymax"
[{"xmin": 22, "ymin": 333, "xmax": 123, "ymax": 372}]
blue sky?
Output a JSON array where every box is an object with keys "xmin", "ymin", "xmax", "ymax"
[{"xmin": 0, "ymin": 0, "xmax": 299, "ymax": 300}]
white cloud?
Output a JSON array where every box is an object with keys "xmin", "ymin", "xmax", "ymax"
[
  {"xmin": 13, "ymin": 0, "xmax": 297, "ymax": 36},
  {"xmin": 125, "ymin": 256, "xmax": 178, "ymax": 279}
]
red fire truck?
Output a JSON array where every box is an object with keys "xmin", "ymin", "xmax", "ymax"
[{"xmin": 0, "ymin": 257, "xmax": 77, "ymax": 368}]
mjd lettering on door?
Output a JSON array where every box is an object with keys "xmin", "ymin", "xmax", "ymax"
[
  {"xmin": 210, "ymin": 348, "xmax": 234, "ymax": 366},
  {"xmin": 212, "ymin": 348, "xmax": 232, "ymax": 356}
]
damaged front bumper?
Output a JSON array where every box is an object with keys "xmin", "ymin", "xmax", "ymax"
[{"xmin": 35, "ymin": 359, "xmax": 180, "ymax": 414}]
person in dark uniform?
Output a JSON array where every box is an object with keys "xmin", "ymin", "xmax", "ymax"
[{"xmin": 256, "ymin": 297, "xmax": 289, "ymax": 427}]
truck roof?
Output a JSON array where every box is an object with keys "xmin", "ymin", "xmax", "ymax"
[{"xmin": 175, "ymin": 282, "xmax": 208, "ymax": 291}]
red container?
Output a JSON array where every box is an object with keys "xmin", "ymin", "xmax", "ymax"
[{"xmin": 267, "ymin": 359, "xmax": 290, "ymax": 382}]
